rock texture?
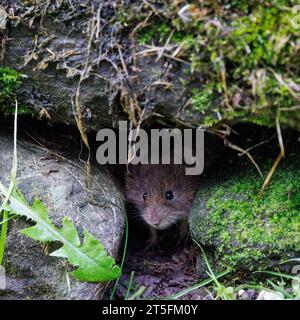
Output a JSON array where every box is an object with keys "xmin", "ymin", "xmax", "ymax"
[
  {"xmin": 2, "ymin": 1, "xmax": 300, "ymax": 131},
  {"xmin": 0, "ymin": 131, "xmax": 125, "ymax": 300},
  {"xmin": 1, "ymin": 1, "xmax": 208, "ymax": 130},
  {"xmin": 189, "ymin": 154, "xmax": 300, "ymax": 272}
]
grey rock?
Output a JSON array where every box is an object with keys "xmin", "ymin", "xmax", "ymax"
[{"xmin": 0, "ymin": 131, "xmax": 125, "ymax": 300}]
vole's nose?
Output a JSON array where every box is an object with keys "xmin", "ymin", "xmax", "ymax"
[{"xmin": 151, "ymin": 215, "xmax": 161, "ymax": 226}]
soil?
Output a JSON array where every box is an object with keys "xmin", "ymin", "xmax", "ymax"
[
  {"xmin": 109, "ymin": 231, "xmax": 262, "ymax": 300},
  {"xmin": 112, "ymin": 245, "xmax": 210, "ymax": 300},
  {"xmin": 106, "ymin": 213, "xmax": 212, "ymax": 301}
]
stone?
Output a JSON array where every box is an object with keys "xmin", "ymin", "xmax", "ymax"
[
  {"xmin": 0, "ymin": 131, "xmax": 125, "ymax": 300},
  {"xmin": 189, "ymin": 156, "xmax": 300, "ymax": 272}
]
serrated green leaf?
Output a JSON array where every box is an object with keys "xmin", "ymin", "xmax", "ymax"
[
  {"xmin": 20, "ymin": 199, "xmax": 57, "ymax": 242},
  {"xmin": 0, "ymin": 184, "xmax": 122, "ymax": 282},
  {"xmin": 60, "ymin": 217, "xmax": 81, "ymax": 246}
]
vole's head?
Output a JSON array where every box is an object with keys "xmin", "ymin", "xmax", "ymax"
[{"xmin": 125, "ymin": 164, "xmax": 200, "ymax": 230}]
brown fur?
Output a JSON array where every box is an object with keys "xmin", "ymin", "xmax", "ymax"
[{"xmin": 125, "ymin": 164, "xmax": 201, "ymax": 230}]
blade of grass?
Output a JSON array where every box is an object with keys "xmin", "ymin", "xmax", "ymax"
[
  {"xmin": 0, "ymin": 211, "xmax": 9, "ymax": 266},
  {"xmin": 0, "ymin": 215, "xmax": 15, "ymax": 225},
  {"xmin": 254, "ymin": 270, "xmax": 300, "ymax": 282},
  {"xmin": 192, "ymin": 239, "xmax": 233, "ymax": 300},
  {"xmin": 128, "ymin": 286, "xmax": 146, "ymax": 300},
  {"xmin": 124, "ymin": 271, "xmax": 135, "ymax": 300},
  {"xmin": 162, "ymin": 269, "xmax": 230, "ymax": 300},
  {"xmin": 110, "ymin": 211, "xmax": 129, "ymax": 300},
  {"xmin": 0, "ymin": 100, "xmax": 18, "ymax": 266},
  {"xmin": 234, "ymin": 283, "xmax": 273, "ymax": 292},
  {"xmin": 281, "ymin": 258, "xmax": 300, "ymax": 264},
  {"xmin": 141, "ymin": 239, "xmax": 230, "ymax": 300},
  {"xmin": 193, "ymin": 239, "xmax": 229, "ymax": 288},
  {"xmin": 266, "ymin": 279, "xmax": 294, "ymax": 299}
]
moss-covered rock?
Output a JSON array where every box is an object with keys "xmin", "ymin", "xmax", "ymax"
[
  {"xmin": 2, "ymin": 1, "xmax": 300, "ymax": 130},
  {"xmin": 136, "ymin": 1, "xmax": 300, "ymax": 130},
  {"xmin": 189, "ymin": 158, "xmax": 300, "ymax": 272}
]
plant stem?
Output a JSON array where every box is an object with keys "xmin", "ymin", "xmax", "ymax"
[
  {"xmin": 0, "ymin": 211, "xmax": 8, "ymax": 265},
  {"xmin": 0, "ymin": 100, "xmax": 18, "ymax": 266},
  {"xmin": 110, "ymin": 210, "xmax": 129, "ymax": 300}
]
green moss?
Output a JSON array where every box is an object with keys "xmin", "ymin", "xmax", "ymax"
[
  {"xmin": 0, "ymin": 67, "xmax": 24, "ymax": 114},
  {"xmin": 191, "ymin": 83, "xmax": 223, "ymax": 127},
  {"xmin": 0, "ymin": 67, "xmax": 31, "ymax": 115},
  {"xmin": 191, "ymin": 84, "xmax": 215, "ymax": 113},
  {"xmin": 203, "ymin": 115, "xmax": 220, "ymax": 128},
  {"xmin": 229, "ymin": 5, "xmax": 297, "ymax": 72},
  {"xmin": 133, "ymin": 2, "xmax": 300, "ymax": 130},
  {"xmin": 0, "ymin": 67, "xmax": 22, "ymax": 102},
  {"xmin": 138, "ymin": 22, "xmax": 171, "ymax": 45},
  {"xmin": 117, "ymin": 7, "xmax": 130, "ymax": 27},
  {"xmin": 228, "ymin": 0, "xmax": 250, "ymax": 13},
  {"xmin": 203, "ymin": 4, "xmax": 300, "ymax": 128},
  {"xmin": 189, "ymin": 161, "xmax": 300, "ymax": 271}
]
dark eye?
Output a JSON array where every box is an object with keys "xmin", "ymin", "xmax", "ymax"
[
  {"xmin": 165, "ymin": 190, "xmax": 174, "ymax": 200},
  {"xmin": 143, "ymin": 192, "xmax": 148, "ymax": 200}
]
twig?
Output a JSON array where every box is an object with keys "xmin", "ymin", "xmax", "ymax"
[
  {"xmin": 237, "ymin": 136, "xmax": 275, "ymax": 156},
  {"xmin": 280, "ymin": 105, "xmax": 300, "ymax": 111},
  {"xmin": 259, "ymin": 114, "xmax": 285, "ymax": 197},
  {"xmin": 270, "ymin": 69, "xmax": 300, "ymax": 102},
  {"xmin": 135, "ymin": 45, "xmax": 190, "ymax": 65},
  {"xmin": 156, "ymin": 29, "xmax": 175, "ymax": 62},
  {"xmin": 118, "ymin": 45, "xmax": 142, "ymax": 126},
  {"xmin": 226, "ymin": 140, "xmax": 263, "ymax": 178},
  {"xmin": 117, "ymin": 45, "xmax": 129, "ymax": 77},
  {"xmin": 209, "ymin": 125, "xmax": 263, "ymax": 178},
  {"xmin": 73, "ymin": 17, "xmax": 97, "ymax": 189},
  {"xmin": 142, "ymin": 0, "xmax": 162, "ymax": 18}
]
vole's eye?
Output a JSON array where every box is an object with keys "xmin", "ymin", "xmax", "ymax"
[
  {"xmin": 165, "ymin": 190, "xmax": 174, "ymax": 200},
  {"xmin": 143, "ymin": 192, "xmax": 148, "ymax": 200}
]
